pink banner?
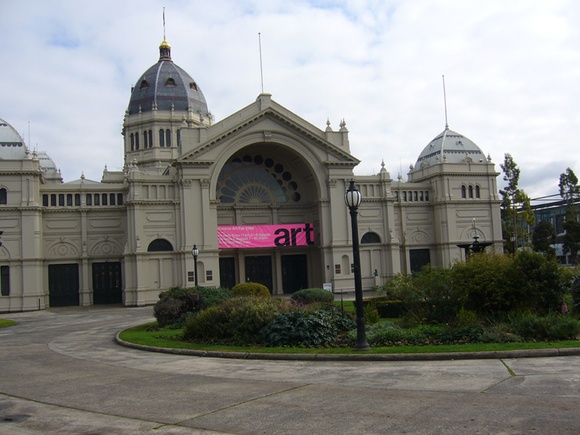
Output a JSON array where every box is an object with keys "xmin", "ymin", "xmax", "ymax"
[{"xmin": 218, "ymin": 224, "xmax": 314, "ymax": 249}]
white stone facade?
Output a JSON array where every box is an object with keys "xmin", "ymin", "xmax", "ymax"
[{"xmin": 0, "ymin": 41, "xmax": 503, "ymax": 312}]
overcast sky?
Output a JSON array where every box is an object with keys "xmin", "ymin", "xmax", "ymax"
[{"xmin": 1, "ymin": 0, "xmax": 579, "ymax": 199}]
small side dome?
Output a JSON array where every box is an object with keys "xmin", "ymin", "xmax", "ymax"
[
  {"xmin": 415, "ymin": 128, "xmax": 485, "ymax": 167},
  {"xmin": 0, "ymin": 117, "xmax": 27, "ymax": 159},
  {"xmin": 127, "ymin": 40, "xmax": 209, "ymax": 116}
]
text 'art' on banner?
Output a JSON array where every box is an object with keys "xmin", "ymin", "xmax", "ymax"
[{"xmin": 218, "ymin": 223, "xmax": 314, "ymax": 249}]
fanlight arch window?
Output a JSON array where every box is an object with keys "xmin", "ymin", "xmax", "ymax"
[
  {"xmin": 361, "ymin": 232, "xmax": 381, "ymax": 244},
  {"xmin": 147, "ymin": 239, "xmax": 174, "ymax": 252},
  {"xmin": 217, "ymin": 154, "xmax": 302, "ymax": 204}
]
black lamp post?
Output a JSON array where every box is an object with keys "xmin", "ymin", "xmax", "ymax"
[
  {"xmin": 191, "ymin": 244, "xmax": 199, "ymax": 287},
  {"xmin": 345, "ymin": 180, "xmax": 370, "ymax": 351}
]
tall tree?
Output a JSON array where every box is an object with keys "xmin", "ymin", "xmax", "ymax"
[
  {"xmin": 531, "ymin": 220, "xmax": 556, "ymax": 257},
  {"xmin": 499, "ymin": 153, "xmax": 534, "ymax": 253},
  {"xmin": 559, "ymin": 168, "xmax": 580, "ymax": 264}
]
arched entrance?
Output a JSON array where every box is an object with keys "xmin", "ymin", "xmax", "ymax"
[{"xmin": 215, "ymin": 144, "xmax": 321, "ymax": 294}]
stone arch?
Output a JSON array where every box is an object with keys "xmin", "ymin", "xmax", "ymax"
[{"xmin": 208, "ymin": 131, "xmax": 327, "ymax": 203}]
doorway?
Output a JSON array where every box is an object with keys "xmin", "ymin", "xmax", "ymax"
[
  {"xmin": 92, "ymin": 262, "xmax": 122, "ymax": 304},
  {"xmin": 48, "ymin": 264, "xmax": 80, "ymax": 307},
  {"xmin": 281, "ymin": 254, "xmax": 308, "ymax": 293},
  {"xmin": 244, "ymin": 256, "xmax": 273, "ymax": 293},
  {"xmin": 219, "ymin": 257, "xmax": 236, "ymax": 289}
]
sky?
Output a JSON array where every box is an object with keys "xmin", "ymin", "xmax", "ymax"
[{"xmin": 1, "ymin": 0, "xmax": 579, "ymax": 200}]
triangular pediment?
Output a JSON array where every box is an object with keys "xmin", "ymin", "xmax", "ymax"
[{"xmin": 176, "ymin": 94, "xmax": 359, "ymax": 168}]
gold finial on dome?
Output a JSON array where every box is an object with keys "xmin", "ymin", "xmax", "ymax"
[{"xmin": 159, "ymin": 8, "xmax": 172, "ymax": 61}]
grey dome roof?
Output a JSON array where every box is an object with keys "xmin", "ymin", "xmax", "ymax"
[
  {"xmin": 415, "ymin": 127, "xmax": 485, "ymax": 167},
  {"xmin": 127, "ymin": 40, "xmax": 209, "ymax": 116},
  {"xmin": 0, "ymin": 117, "xmax": 27, "ymax": 159}
]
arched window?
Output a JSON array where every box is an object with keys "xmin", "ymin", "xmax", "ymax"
[
  {"xmin": 475, "ymin": 185, "xmax": 481, "ymax": 198},
  {"xmin": 165, "ymin": 129, "xmax": 171, "ymax": 147},
  {"xmin": 468, "ymin": 185, "xmax": 474, "ymax": 198},
  {"xmin": 0, "ymin": 188, "xmax": 6, "ymax": 205},
  {"xmin": 159, "ymin": 129, "xmax": 165, "ymax": 147},
  {"xmin": 135, "ymin": 132, "xmax": 140, "ymax": 150},
  {"xmin": 217, "ymin": 154, "xmax": 302, "ymax": 204},
  {"xmin": 130, "ymin": 133, "xmax": 135, "ymax": 151},
  {"xmin": 140, "ymin": 80, "xmax": 149, "ymax": 89},
  {"xmin": 148, "ymin": 130, "xmax": 153, "ymax": 148},
  {"xmin": 165, "ymin": 78, "xmax": 176, "ymax": 86},
  {"xmin": 147, "ymin": 239, "xmax": 174, "ymax": 252},
  {"xmin": 461, "ymin": 185, "xmax": 466, "ymax": 199},
  {"xmin": 361, "ymin": 232, "xmax": 381, "ymax": 244}
]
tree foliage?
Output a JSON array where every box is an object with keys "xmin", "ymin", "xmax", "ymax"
[
  {"xmin": 531, "ymin": 220, "xmax": 556, "ymax": 257},
  {"xmin": 559, "ymin": 168, "xmax": 580, "ymax": 264},
  {"xmin": 499, "ymin": 153, "xmax": 534, "ymax": 253}
]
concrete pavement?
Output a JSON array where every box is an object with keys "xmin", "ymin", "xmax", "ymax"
[{"xmin": 1, "ymin": 306, "xmax": 580, "ymax": 434}]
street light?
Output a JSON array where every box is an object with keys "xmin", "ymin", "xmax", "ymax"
[
  {"xmin": 345, "ymin": 180, "xmax": 370, "ymax": 351},
  {"xmin": 191, "ymin": 244, "xmax": 199, "ymax": 287}
]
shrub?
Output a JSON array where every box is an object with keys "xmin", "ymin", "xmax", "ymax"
[
  {"xmin": 571, "ymin": 275, "xmax": 580, "ymax": 312},
  {"xmin": 478, "ymin": 323, "xmax": 522, "ymax": 343},
  {"xmin": 452, "ymin": 253, "xmax": 515, "ymax": 317},
  {"xmin": 511, "ymin": 249, "xmax": 565, "ymax": 314},
  {"xmin": 231, "ymin": 282, "xmax": 271, "ymax": 298},
  {"xmin": 182, "ymin": 296, "xmax": 292, "ymax": 344},
  {"xmin": 195, "ymin": 286, "xmax": 232, "ymax": 309},
  {"xmin": 510, "ymin": 312, "xmax": 580, "ymax": 341},
  {"xmin": 375, "ymin": 300, "xmax": 405, "ymax": 318},
  {"xmin": 261, "ymin": 307, "xmax": 355, "ymax": 347},
  {"xmin": 291, "ymin": 288, "xmax": 334, "ymax": 305},
  {"xmin": 153, "ymin": 286, "xmax": 200, "ymax": 327}
]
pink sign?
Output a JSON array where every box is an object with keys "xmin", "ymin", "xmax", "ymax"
[{"xmin": 218, "ymin": 223, "xmax": 314, "ymax": 249}]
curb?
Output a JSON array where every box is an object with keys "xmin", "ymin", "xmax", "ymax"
[{"xmin": 114, "ymin": 333, "xmax": 580, "ymax": 362}]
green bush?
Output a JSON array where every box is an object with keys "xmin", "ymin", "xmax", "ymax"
[
  {"xmin": 153, "ymin": 286, "xmax": 201, "ymax": 327},
  {"xmin": 571, "ymin": 275, "xmax": 580, "ymax": 312},
  {"xmin": 182, "ymin": 296, "xmax": 291, "ymax": 344},
  {"xmin": 231, "ymin": 282, "xmax": 271, "ymax": 298},
  {"xmin": 291, "ymin": 288, "xmax": 334, "ymax": 305},
  {"xmin": 195, "ymin": 286, "xmax": 232, "ymax": 309},
  {"xmin": 478, "ymin": 323, "xmax": 522, "ymax": 343},
  {"xmin": 511, "ymin": 250, "xmax": 565, "ymax": 314},
  {"xmin": 375, "ymin": 300, "xmax": 405, "ymax": 318},
  {"xmin": 510, "ymin": 312, "xmax": 580, "ymax": 341},
  {"xmin": 261, "ymin": 307, "xmax": 355, "ymax": 347}
]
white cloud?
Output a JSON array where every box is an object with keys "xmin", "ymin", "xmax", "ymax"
[{"xmin": 1, "ymin": 0, "xmax": 579, "ymax": 198}]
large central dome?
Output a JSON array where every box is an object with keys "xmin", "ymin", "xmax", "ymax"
[{"xmin": 127, "ymin": 40, "xmax": 209, "ymax": 116}]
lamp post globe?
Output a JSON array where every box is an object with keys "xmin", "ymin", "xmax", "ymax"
[
  {"xmin": 191, "ymin": 245, "xmax": 199, "ymax": 287},
  {"xmin": 345, "ymin": 180, "xmax": 370, "ymax": 351}
]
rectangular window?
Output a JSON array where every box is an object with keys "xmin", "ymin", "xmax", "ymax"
[
  {"xmin": 334, "ymin": 264, "xmax": 341, "ymax": 274},
  {"xmin": 66, "ymin": 194, "xmax": 73, "ymax": 206},
  {"xmin": 86, "ymin": 194, "xmax": 92, "ymax": 206},
  {"xmin": 187, "ymin": 271, "xmax": 194, "ymax": 282},
  {"xmin": 351, "ymin": 263, "xmax": 355, "ymax": 273},
  {"xmin": 43, "ymin": 194, "xmax": 49, "ymax": 207},
  {"xmin": 206, "ymin": 270, "xmax": 213, "ymax": 281},
  {"xmin": 94, "ymin": 194, "xmax": 100, "ymax": 206},
  {"xmin": 51, "ymin": 194, "xmax": 57, "ymax": 206},
  {"xmin": 75, "ymin": 194, "xmax": 81, "ymax": 206},
  {"xmin": 109, "ymin": 193, "xmax": 116, "ymax": 205},
  {"xmin": 117, "ymin": 194, "xmax": 123, "ymax": 205},
  {"xmin": 0, "ymin": 266, "xmax": 9, "ymax": 296},
  {"xmin": 101, "ymin": 194, "xmax": 108, "ymax": 206}
]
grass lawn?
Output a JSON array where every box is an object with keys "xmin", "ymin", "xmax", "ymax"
[
  {"xmin": 119, "ymin": 322, "xmax": 580, "ymax": 355},
  {"xmin": 0, "ymin": 319, "xmax": 17, "ymax": 328}
]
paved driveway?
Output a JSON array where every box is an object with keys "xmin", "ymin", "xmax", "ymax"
[{"xmin": 1, "ymin": 306, "xmax": 580, "ymax": 434}]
